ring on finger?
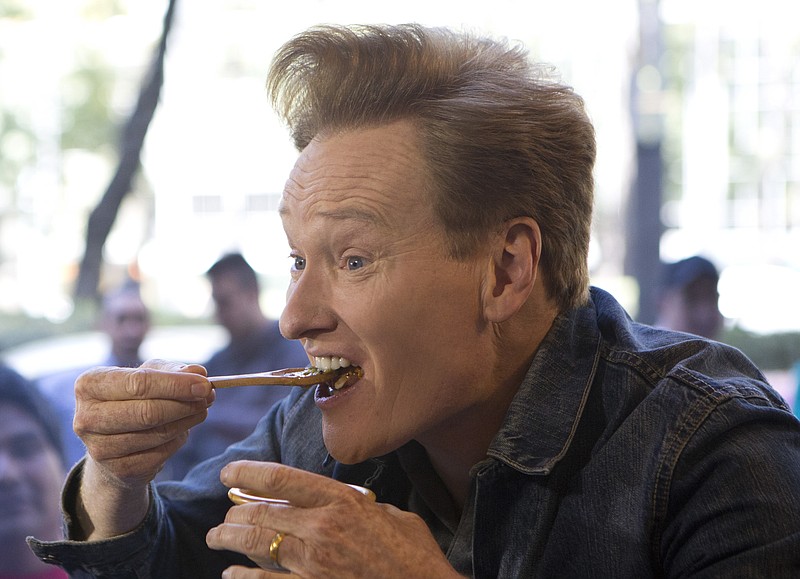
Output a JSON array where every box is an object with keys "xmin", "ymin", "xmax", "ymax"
[{"xmin": 266, "ymin": 531, "xmax": 290, "ymax": 574}]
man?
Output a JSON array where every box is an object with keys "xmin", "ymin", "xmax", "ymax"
[
  {"xmin": 0, "ymin": 365, "xmax": 68, "ymax": 579},
  {"xmin": 37, "ymin": 280, "xmax": 150, "ymax": 467},
  {"xmin": 159, "ymin": 252, "xmax": 308, "ymax": 480},
  {"xmin": 30, "ymin": 24, "xmax": 800, "ymax": 577},
  {"xmin": 655, "ymin": 255, "xmax": 724, "ymax": 340}
]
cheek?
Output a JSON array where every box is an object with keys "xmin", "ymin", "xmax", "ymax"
[{"xmin": 362, "ymin": 278, "xmax": 481, "ymax": 374}]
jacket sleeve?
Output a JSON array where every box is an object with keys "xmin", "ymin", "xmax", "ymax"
[
  {"xmin": 657, "ymin": 378, "xmax": 800, "ymax": 578},
  {"xmin": 28, "ymin": 389, "xmax": 327, "ymax": 579}
]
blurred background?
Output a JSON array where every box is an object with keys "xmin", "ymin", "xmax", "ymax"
[{"xmin": 1, "ymin": 0, "xmax": 798, "ymax": 405}]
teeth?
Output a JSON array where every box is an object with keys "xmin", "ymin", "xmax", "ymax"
[{"xmin": 313, "ymin": 356, "xmax": 351, "ymax": 371}]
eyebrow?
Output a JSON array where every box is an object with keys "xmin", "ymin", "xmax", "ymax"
[{"xmin": 279, "ymin": 204, "xmax": 390, "ymax": 228}]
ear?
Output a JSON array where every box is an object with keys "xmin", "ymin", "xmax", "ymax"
[{"xmin": 482, "ymin": 217, "xmax": 540, "ymax": 323}]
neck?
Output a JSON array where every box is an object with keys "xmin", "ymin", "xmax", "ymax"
[
  {"xmin": 231, "ymin": 314, "xmax": 270, "ymax": 343},
  {"xmin": 111, "ymin": 351, "xmax": 141, "ymax": 368},
  {"xmin": 421, "ymin": 298, "xmax": 558, "ymax": 509}
]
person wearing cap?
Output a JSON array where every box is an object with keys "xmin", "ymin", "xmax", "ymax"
[
  {"xmin": 0, "ymin": 364, "xmax": 68, "ymax": 579},
  {"xmin": 655, "ymin": 255, "xmax": 724, "ymax": 340}
]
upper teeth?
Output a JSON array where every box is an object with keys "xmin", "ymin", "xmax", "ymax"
[{"xmin": 313, "ymin": 356, "xmax": 352, "ymax": 371}]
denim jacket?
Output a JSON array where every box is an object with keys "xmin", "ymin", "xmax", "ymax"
[{"xmin": 30, "ymin": 288, "xmax": 800, "ymax": 578}]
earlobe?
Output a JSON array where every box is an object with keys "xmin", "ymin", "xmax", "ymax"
[{"xmin": 483, "ymin": 218, "xmax": 540, "ymax": 322}]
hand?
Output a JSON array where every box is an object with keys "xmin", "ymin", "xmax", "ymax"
[
  {"xmin": 206, "ymin": 461, "xmax": 459, "ymax": 578},
  {"xmin": 74, "ymin": 359, "xmax": 214, "ymax": 488},
  {"xmin": 72, "ymin": 359, "xmax": 214, "ymax": 540}
]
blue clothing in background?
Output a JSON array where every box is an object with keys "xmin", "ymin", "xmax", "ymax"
[{"xmin": 37, "ymin": 355, "xmax": 142, "ymax": 468}]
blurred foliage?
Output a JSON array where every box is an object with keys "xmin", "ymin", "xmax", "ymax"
[
  {"xmin": 0, "ymin": 310, "xmax": 94, "ymax": 352},
  {"xmin": 0, "ymin": 8, "xmax": 119, "ymax": 202},
  {"xmin": 721, "ymin": 326, "xmax": 800, "ymax": 371},
  {"xmin": 60, "ymin": 52, "xmax": 118, "ymax": 151},
  {"xmin": 0, "ymin": 1, "xmax": 31, "ymax": 19}
]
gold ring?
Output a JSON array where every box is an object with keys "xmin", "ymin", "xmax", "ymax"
[{"xmin": 269, "ymin": 531, "xmax": 286, "ymax": 568}]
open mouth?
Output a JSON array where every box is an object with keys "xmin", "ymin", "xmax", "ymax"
[{"xmin": 311, "ymin": 356, "xmax": 363, "ymax": 396}]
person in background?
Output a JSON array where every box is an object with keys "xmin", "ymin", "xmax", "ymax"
[
  {"xmin": 38, "ymin": 280, "xmax": 150, "ymax": 467},
  {"xmin": 655, "ymin": 255, "xmax": 724, "ymax": 340},
  {"xmin": 30, "ymin": 24, "xmax": 800, "ymax": 577},
  {"xmin": 0, "ymin": 365, "xmax": 67, "ymax": 579},
  {"xmin": 159, "ymin": 252, "xmax": 307, "ymax": 480}
]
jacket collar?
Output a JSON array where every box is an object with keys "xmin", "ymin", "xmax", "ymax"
[{"xmin": 486, "ymin": 288, "xmax": 607, "ymax": 475}]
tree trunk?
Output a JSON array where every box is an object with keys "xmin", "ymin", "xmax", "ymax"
[{"xmin": 73, "ymin": 0, "xmax": 178, "ymax": 302}]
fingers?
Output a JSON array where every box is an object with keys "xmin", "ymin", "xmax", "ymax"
[
  {"xmin": 75, "ymin": 397, "xmax": 210, "ymax": 435},
  {"xmin": 221, "ymin": 565, "xmax": 296, "ymax": 578},
  {"xmin": 207, "ymin": 514, "xmax": 278, "ymax": 562},
  {"xmin": 72, "ymin": 361, "xmax": 213, "ymax": 487},
  {"xmin": 79, "ymin": 411, "xmax": 205, "ymax": 459},
  {"xmin": 207, "ymin": 512, "xmax": 306, "ymax": 576},
  {"xmin": 75, "ymin": 363, "xmax": 213, "ymax": 403},
  {"xmin": 209, "ymin": 463, "xmax": 384, "ymax": 576},
  {"xmin": 220, "ymin": 461, "xmax": 360, "ymax": 510}
]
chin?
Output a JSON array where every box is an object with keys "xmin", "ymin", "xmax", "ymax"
[{"xmin": 323, "ymin": 431, "xmax": 400, "ymax": 465}]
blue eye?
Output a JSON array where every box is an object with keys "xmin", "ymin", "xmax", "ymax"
[
  {"xmin": 292, "ymin": 256, "xmax": 306, "ymax": 271},
  {"xmin": 346, "ymin": 256, "xmax": 364, "ymax": 270}
]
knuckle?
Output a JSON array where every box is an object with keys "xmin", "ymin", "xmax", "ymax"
[
  {"xmin": 243, "ymin": 504, "xmax": 267, "ymax": 525},
  {"xmin": 72, "ymin": 416, "xmax": 89, "ymax": 438},
  {"xmin": 241, "ymin": 526, "xmax": 265, "ymax": 555},
  {"xmin": 263, "ymin": 465, "xmax": 292, "ymax": 496},
  {"xmin": 74, "ymin": 367, "xmax": 112, "ymax": 399},
  {"xmin": 134, "ymin": 400, "xmax": 163, "ymax": 428},
  {"xmin": 125, "ymin": 368, "xmax": 151, "ymax": 398}
]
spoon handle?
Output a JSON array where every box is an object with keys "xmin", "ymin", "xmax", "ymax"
[{"xmin": 209, "ymin": 367, "xmax": 335, "ymax": 388}]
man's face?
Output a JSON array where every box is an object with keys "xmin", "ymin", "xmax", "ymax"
[
  {"xmin": 678, "ymin": 276, "xmax": 723, "ymax": 339},
  {"xmin": 0, "ymin": 404, "xmax": 64, "ymax": 543},
  {"xmin": 102, "ymin": 293, "xmax": 150, "ymax": 360},
  {"xmin": 660, "ymin": 276, "xmax": 723, "ymax": 340},
  {"xmin": 210, "ymin": 276, "xmax": 258, "ymax": 340},
  {"xmin": 279, "ymin": 121, "xmax": 496, "ymax": 463}
]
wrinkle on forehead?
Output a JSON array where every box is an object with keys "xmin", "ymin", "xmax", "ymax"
[{"xmin": 279, "ymin": 121, "xmax": 429, "ymax": 230}]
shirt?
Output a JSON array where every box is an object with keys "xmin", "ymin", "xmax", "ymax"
[{"xmin": 28, "ymin": 288, "xmax": 800, "ymax": 578}]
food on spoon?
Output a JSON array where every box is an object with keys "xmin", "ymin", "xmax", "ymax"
[{"xmin": 209, "ymin": 363, "xmax": 362, "ymax": 389}]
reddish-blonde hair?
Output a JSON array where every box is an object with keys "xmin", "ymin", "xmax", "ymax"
[{"xmin": 268, "ymin": 24, "xmax": 595, "ymax": 311}]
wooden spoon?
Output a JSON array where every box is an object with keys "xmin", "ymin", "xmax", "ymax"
[{"xmin": 209, "ymin": 367, "xmax": 336, "ymax": 389}]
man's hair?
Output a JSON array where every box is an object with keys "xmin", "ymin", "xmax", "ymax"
[
  {"xmin": 206, "ymin": 252, "xmax": 259, "ymax": 292},
  {"xmin": 268, "ymin": 24, "xmax": 596, "ymax": 311},
  {"xmin": 101, "ymin": 279, "xmax": 146, "ymax": 312},
  {"xmin": 0, "ymin": 364, "xmax": 65, "ymax": 466}
]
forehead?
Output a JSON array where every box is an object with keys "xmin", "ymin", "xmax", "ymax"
[
  {"xmin": 280, "ymin": 121, "xmax": 432, "ymax": 227},
  {"xmin": 105, "ymin": 293, "xmax": 146, "ymax": 316}
]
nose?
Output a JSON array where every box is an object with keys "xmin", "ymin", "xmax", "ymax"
[{"xmin": 279, "ymin": 267, "xmax": 337, "ymax": 340}]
